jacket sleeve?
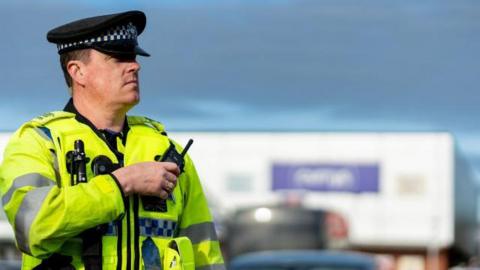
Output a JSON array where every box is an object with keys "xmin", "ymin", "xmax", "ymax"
[
  {"xmin": 177, "ymin": 153, "xmax": 225, "ymax": 270},
  {"xmin": 0, "ymin": 126, "xmax": 125, "ymax": 258}
]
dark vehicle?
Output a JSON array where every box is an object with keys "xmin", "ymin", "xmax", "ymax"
[
  {"xmin": 229, "ymin": 250, "xmax": 377, "ymax": 270},
  {"xmin": 224, "ymin": 205, "xmax": 348, "ymax": 259},
  {"xmin": 0, "ymin": 260, "xmax": 21, "ymax": 270}
]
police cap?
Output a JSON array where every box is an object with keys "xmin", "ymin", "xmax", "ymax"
[{"xmin": 47, "ymin": 10, "xmax": 150, "ymax": 57}]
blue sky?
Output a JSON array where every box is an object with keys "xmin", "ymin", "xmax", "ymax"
[{"xmin": 2, "ymin": 0, "xmax": 480, "ymax": 173}]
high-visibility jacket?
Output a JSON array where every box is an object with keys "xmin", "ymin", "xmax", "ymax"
[{"xmin": 0, "ymin": 107, "xmax": 225, "ymax": 270}]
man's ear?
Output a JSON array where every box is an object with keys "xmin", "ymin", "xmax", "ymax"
[{"xmin": 67, "ymin": 60, "xmax": 87, "ymax": 86}]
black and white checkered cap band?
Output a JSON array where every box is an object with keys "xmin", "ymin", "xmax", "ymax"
[{"xmin": 57, "ymin": 22, "xmax": 138, "ymax": 51}]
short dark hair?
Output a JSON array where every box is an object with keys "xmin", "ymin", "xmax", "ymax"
[{"xmin": 59, "ymin": 49, "xmax": 91, "ymax": 88}]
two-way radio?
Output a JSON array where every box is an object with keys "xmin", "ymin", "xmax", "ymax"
[
  {"xmin": 156, "ymin": 139, "xmax": 194, "ymax": 172},
  {"xmin": 143, "ymin": 139, "xmax": 194, "ymax": 212}
]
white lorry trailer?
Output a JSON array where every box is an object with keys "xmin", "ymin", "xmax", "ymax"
[{"xmin": 171, "ymin": 132, "xmax": 478, "ymax": 270}]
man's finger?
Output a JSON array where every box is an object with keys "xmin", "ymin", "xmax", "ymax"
[
  {"xmin": 160, "ymin": 162, "xmax": 181, "ymax": 175},
  {"xmin": 163, "ymin": 171, "xmax": 177, "ymax": 183},
  {"xmin": 163, "ymin": 179, "xmax": 175, "ymax": 191},
  {"xmin": 159, "ymin": 189, "xmax": 169, "ymax": 199}
]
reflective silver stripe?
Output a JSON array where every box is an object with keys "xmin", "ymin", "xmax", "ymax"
[
  {"xmin": 50, "ymin": 149, "xmax": 61, "ymax": 184},
  {"xmin": 15, "ymin": 186, "xmax": 53, "ymax": 254},
  {"xmin": 196, "ymin": 264, "xmax": 226, "ymax": 270},
  {"xmin": 2, "ymin": 173, "xmax": 55, "ymax": 206},
  {"xmin": 33, "ymin": 127, "xmax": 60, "ymax": 183},
  {"xmin": 33, "ymin": 127, "xmax": 52, "ymax": 142},
  {"xmin": 178, "ymin": 222, "xmax": 218, "ymax": 244}
]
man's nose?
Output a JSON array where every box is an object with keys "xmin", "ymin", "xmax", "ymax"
[{"xmin": 128, "ymin": 60, "xmax": 141, "ymax": 73}]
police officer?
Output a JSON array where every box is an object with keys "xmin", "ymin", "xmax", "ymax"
[{"xmin": 0, "ymin": 10, "xmax": 225, "ymax": 270}]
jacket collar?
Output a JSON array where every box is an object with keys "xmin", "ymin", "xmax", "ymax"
[{"xmin": 63, "ymin": 98, "xmax": 130, "ymax": 146}]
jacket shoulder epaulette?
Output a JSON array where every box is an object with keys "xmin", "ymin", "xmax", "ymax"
[
  {"xmin": 29, "ymin": 111, "xmax": 75, "ymax": 127},
  {"xmin": 127, "ymin": 116, "xmax": 167, "ymax": 136},
  {"xmin": 17, "ymin": 111, "xmax": 74, "ymax": 139}
]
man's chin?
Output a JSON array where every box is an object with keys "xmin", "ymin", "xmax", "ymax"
[
  {"xmin": 121, "ymin": 95, "xmax": 140, "ymax": 111},
  {"xmin": 128, "ymin": 96, "xmax": 140, "ymax": 106}
]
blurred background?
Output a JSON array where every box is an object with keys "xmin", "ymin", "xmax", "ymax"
[{"xmin": 1, "ymin": 0, "xmax": 480, "ymax": 269}]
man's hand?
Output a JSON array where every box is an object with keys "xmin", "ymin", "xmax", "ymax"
[{"xmin": 112, "ymin": 161, "xmax": 180, "ymax": 198}]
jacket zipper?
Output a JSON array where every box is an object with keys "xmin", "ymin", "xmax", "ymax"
[
  {"xmin": 116, "ymin": 219, "xmax": 123, "ymax": 270},
  {"xmin": 134, "ymin": 195, "xmax": 140, "ymax": 269},
  {"xmin": 126, "ymin": 197, "xmax": 131, "ymax": 270}
]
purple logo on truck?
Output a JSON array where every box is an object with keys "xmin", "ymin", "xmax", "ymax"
[{"xmin": 272, "ymin": 163, "xmax": 379, "ymax": 193}]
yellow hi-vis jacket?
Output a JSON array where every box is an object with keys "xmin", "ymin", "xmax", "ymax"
[{"xmin": 0, "ymin": 110, "xmax": 225, "ymax": 270}]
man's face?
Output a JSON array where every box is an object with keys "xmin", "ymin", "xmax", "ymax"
[{"xmin": 83, "ymin": 49, "xmax": 141, "ymax": 110}]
